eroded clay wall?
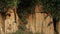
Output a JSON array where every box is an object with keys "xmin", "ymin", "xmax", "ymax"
[
  {"xmin": 56, "ymin": 21, "xmax": 60, "ymax": 34},
  {"xmin": 0, "ymin": 14, "xmax": 5, "ymax": 34},
  {"xmin": 5, "ymin": 8, "xmax": 19, "ymax": 33},
  {"xmin": 26, "ymin": 4, "xmax": 54, "ymax": 34}
]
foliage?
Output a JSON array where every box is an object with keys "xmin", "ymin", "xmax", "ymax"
[
  {"xmin": 42, "ymin": 0, "xmax": 60, "ymax": 19},
  {"xmin": 12, "ymin": 30, "xmax": 45, "ymax": 34},
  {"xmin": 4, "ymin": 0, "xmax": 20, "ymax": 7},
  {"xmin": 12, "ymin": 30, "xmax": 33, "ymax": 34},
  {"xmin": 17, "ymin": 0, "xmax": 60, "ymax": 20},
  {"xmin": 0, "ymin": 0, "xmax": 60, "ymax": 19},
  {"xmin": 0, "ymin": 0, "xmax": 20, "ymax": 12},
  {"xmin": 0, "ymin": 0, "xmax": 6, "ymax": 12}
]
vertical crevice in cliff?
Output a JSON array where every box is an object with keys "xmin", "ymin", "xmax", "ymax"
[{"xmin": 53, "ymin": 18, "xmax": 59, "ymax": 34}]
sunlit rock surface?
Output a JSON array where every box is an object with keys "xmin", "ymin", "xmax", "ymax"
[
  {"xmin": 5, "ymin": 8, "xmax": 19, "ymax": 33},
  {"xmin": 0, "ymin": 14, "xmax": 4, "ymax": 34},
  {"xmin": 26, "ymin": 5, "xmax": 54, "ymax": 34},
  {"xmin": 56, "ymin": 21, "xmax": 60, "ymax": 34},
  {"xmin": 0, "ymin": 4, "xmax": 55, "ymax": 34}
]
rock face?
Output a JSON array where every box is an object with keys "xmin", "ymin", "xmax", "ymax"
[
  {"xmin": 56, "ymin": 21, "xmax": 60, "ymax": 34},
  {"xmin": 0, "ymin": 8, "xmax": 19, "ymax": 34},
  {"xmin": 0, "ymin": 13, "xmax": 5, "ymax": 34},
  {"xmin": 0, "ymin": 4, "xmax": 55, "ymax": 34},
  {"xmin": 0, "ymin": 14, "xmax": 4, "ymax": 34},
  {"xmin": 26, "ymin": 5, "xmax": 54, "ymax": 34},
  {"xmin": 5, "ymin": 8, "xmax": 19, "ymax": 33}
]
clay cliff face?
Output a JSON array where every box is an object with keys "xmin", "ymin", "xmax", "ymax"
[
  {"xmin": 26, "ymin": 5, "xmax": 54, "ymax": 34},
  {"xmin": 0, "ymin": 4, "xmax": 60, "ymax": 34},
  {"xmin": 56, "ymin": 21, "xmax": 60, "ymax": 34},
  {"xmin": 0, "ymin": 8, "xmax": 19, "ymax": 34},
  {"xmin": 0, "ymin": 14, "xmax": 4, "ymax": 34},
  {"xmin": 5, "ymin": 8, "xmax": 19, "ymax": 33}
]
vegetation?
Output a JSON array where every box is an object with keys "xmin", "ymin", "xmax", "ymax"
[
  {"xmin": 0, "ymin": 0, "xmax": 60, "ymax": 34},
  {"xmin": 0, "ymin": 0, "xmax": 60, "ymax": 21}
]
